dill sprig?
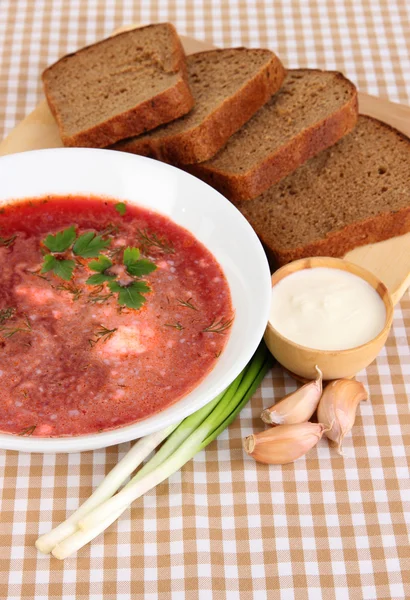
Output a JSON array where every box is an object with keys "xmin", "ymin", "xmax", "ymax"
[
  {"xmin": 88, "ymin": 325, "xmax": 118, "ymax": 347},
  {"xmin": 99, "ymin": 224, "xmax": 120, "ymax": 237},
  {"xmin": 202, "ymin": 316, "xmax": 234, "ymax": 334},
  {"xmin": 138, "ymin": 228, "xmax": 174, "ymax": 254},
  {"xmin": 0, "ymin": 307, "xmax": 16, "ymax": 325},
  {"xmin": 0, "ymin": 315, "xmax": 32, "ymax": 338},
  {"xmin": 89, "ymin": 284, "xmax": 104, "ymax": 295},
  {"xmin": 88, "ymin": 292, "xmax": 114, "ymax": 304},
  {"xmin": 56, "ymin": 282, "xmax": 82, "ymax": 301},
  {"xmin": 18, "ymin": 425, "xmax": 37, "ymax": 436},
  {"xmin": 164, "ymin": 322, "xmax": 184, "ymax": 330},
  {"xmin": 176, "ymin": 297, "xmax": 198, "ymax": 311},
  {"xmin": 28, "ymin": 270, "xmax": 81, "ymax": 301},
  {"xmin": 88, "ymin": 285, "xmax": 113, "ymax": 305},
  {"xmin": 107, "ymin": 246, "xmax": 122, "ymax": 260},
  {"xmin": 27, "ymin": 269, "xmax": 51, "ymax": 283},
  {"xmin": 0, "ymin": 234, "xmax": 17, "ymax": 247}
]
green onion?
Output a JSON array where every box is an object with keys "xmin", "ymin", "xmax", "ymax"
[
  {"xmin": 45, "ymin": 390, "xmax": 232, "ymax": 559},
  {"xmin": 35, "ymin": 423, "xmax": 178, "ymax": 554},
  {"xmin": 44, "ymin": 342, "xmax": 272, "ymax": 559}
]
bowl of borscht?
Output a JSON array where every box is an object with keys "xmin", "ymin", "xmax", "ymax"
[{"xmin": 0, "ymin": 148, "xmax": 271, "ymax": 452}]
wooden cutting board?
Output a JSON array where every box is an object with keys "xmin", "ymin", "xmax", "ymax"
[{"xmin": 1, "ymin": 27, "xmax": 409, "ymax": 305}]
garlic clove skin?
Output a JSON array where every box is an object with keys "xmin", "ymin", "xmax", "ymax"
[
  {"xmin": 243, "ymin": 422, "xmax": 327, "ymax": 465},
  {"xmin": 261, "ymin": 366, "xmax": 323, "ymax": 426},
  {"xmin": 317, "ymin": 378, "xmax": 368, "ymax": 454}
]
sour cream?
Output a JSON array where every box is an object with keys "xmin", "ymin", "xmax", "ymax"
[{"xmin": 269, "ymin": 267, "xmax": 386, "ymax": 351}]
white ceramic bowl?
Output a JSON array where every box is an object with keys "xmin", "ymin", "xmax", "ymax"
[{"xmin": 0, "ymin": 148, "xmax": 271, "ymax": 453}]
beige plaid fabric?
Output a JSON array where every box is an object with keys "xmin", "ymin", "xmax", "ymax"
[{"xmin": 1, "ymin": 1, "xmax": 410, "ymax": 599}]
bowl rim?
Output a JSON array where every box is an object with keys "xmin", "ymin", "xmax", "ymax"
[
  {"xmin": 0, "ymin": 147, "xmax": 272, "ymax": 453},
  {"xmin": 266, "ymin": 256, "xmax": 394, "ymax": 355}
]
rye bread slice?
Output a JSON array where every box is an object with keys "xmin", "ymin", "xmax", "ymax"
[
  {"xmin": 113, "ymin": 48, "xmax": 285, "ymax": 164},
  {"xmin": 42, "ymin": 23, "xmax": 194, "ymax": 148},
  {"xmin": 188, "ymin": 69, "xmax": 358, "ymax": 200},
  {"xmin": 234, "ymin": 115, "xmax": 410, "ymax": 266}
]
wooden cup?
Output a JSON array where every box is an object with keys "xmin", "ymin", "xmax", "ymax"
[{"xmin": 264, "ymin": 257, "xmax": 394, "ymax": 380}]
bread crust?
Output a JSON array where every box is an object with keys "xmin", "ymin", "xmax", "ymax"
[
  {"xmin": 237, "ymin": 115, "xmax": 410, "ymax": 267},
  {"xmin": 42, "ymin": 23, "xmax": 194, "ymax": 148},
  {"xmin": 188, "ymin": 70, "xmax": 358, "ymax": 201},
  {"xmin": 114, "ymin": 49, "xmax": 286, "ymax": 164},
  {"xmin": 261, "ymin": 205, "xmax": 410, "ymax": 268}
]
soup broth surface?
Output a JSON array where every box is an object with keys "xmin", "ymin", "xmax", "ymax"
[{"xmin": 0, "ymin": 196, "xmax": 233, "ymax": 437}]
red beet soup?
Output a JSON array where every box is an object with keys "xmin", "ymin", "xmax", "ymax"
[{"xmin": 0, "ymin": 196, "xmax": 233, "ymax": 437}]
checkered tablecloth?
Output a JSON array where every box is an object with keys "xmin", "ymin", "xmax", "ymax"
[{"xmin": 0, "ymin": 2, "xmax": 409, "ymax": 599}]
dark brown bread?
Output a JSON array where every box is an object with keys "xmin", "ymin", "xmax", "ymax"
[
  {"xmin": 234, "ymin": 115, "xmax": 410, "ymax": 266},
  {"xmin": 113, "ymin": 48, "xmax": 285, "ymax": 164},
  {"xmin": 188, "ymin": 69, "xmax": 358, "ymax": 200},
  {"xmin": 42, "ymin": 24, "xmax": 194, "ymax": 148}
]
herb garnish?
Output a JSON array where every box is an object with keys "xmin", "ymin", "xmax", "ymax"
[
  {"xmin": 123, "ymin": 247, "xmax": 157, "ymax": 277},
  {"xmin": 108, "ymin": 280, "xmax": 151, "ymax": 310},
  {"xmin": 28, "ymin": 269, "xmax": 81, "ymax": 297},
  {"xmin": 27, "ymin": 269, "xmax": 50, "ymax": 283},
  {"xmin": 88, "ymin": 292, "xmax": 114, "ymax": 305},
  {"xmin": 89, "ymin": 325, "xmax": 118, "ymax": 347},
  {"xmin": 115, "ymin": 202, "xmax": 127, "ymax": 216},
  {"xmin": 73, "ymin": 232, "xmax": 111, "ymax": 258},
  {"xmin": 86, "ymin": 246, "xmax": 156, "ymax": 310},
  {"xmin": 87, "ymin": 285, "xmax": 113, "ymax": 304},
  {"xmin": 0, "ymin": 315, "xmax": 32, "ymax": 338},
  {"xmin": 203, "ymin": 317, "xmax": 234, "ymax": 334},
  {"xmin": 0, "ymin": 234, "xmax": 17, "ymax": 247},
  {"xmin": 99, "ymin": 224, "xmax": 119, "ymax": 237},
  {"xmin": 108, "ymin": 247, "xmax": 122, "ymax": 259},
  {"xmin": 44, "ymin": 225, "xmax": 76, "ymax": 253},
  {"xmin": 56, "ymin": 282, "xmax": 82, "ymax": 301},
  {"xmin": 40, "ymin": 226, "xmax": 112, "ymax": 281},
  {"xmin": 0, "ymin": 307, "xmax": 15, "ymax": 325},
  {"xmin": 41, "ymin": 254, "xmax": 75, "ymax": 281},
  {"xmin": 177, "ymin": 297, "xmax": 198, "ymax": 311},
  {"xmin": 86, "ymin": 255, "xmax": 116, "ymax": 285},
  {"xmin": 138, "ymin": 228, "xmax": 174, "ymax": 254},
  {"xmin": 39, "ymin": 227, "xmax": 157, "ymax": 310},
  {"xmin": 164, "ymin": 322, "xmax": 184, "ymax": 330},
  {"xmin": 18, "ymin": 425, "xmax": 37, "ymax": 436}
]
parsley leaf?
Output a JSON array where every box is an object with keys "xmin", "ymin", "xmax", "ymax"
[
  {"xmin": 44, "ymin": 226, "xmax": 76, "ymax": 253},
  {"xmin": 41, "ymin": 254, "xmax": 58, "ymax": 273},
  {"xmin": 109, "ymin": 280, "xmax": 151, "ymax": 309},
  {"xmin": 73, "ymin": 231, "xmax": 111, "ymax": 258},
  {"xmin": 41, "ymin": 254, "xmax": 75, "ymax": 281},
  {"xmin": 109, "ymin": 280, "xmax": 150, "ymax": 294},
  {"xmin": 86, "ymin": 273, "xmax": 116, "ymax": 285},
  {"xmin": 115, "ymin": 202, "xmax": 127, "ymax": 216},
  {"xmin": 123, "ymin": 246, "xmax": 140, "ymax": 264},
  {"xmin": 123, "ymin": 246, "xmax": 157, "ymax": 278},
  {"xmin": 127, "ymin": 258, "xmax": 157, "ymax": 277},
  {"xmin": 88, "ymin": 255, "xmax": 113, "ymax": 272},
  {"xmin": 86, "ymin": 255, "xmax": 115, "ymax": 285}
]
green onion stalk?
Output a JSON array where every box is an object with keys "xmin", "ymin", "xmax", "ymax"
[{"xmin": 36, "ymin": 342, "xmax": 272, "ymax": 559}]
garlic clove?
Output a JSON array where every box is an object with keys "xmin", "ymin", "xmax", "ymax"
[
  {"xmin": 317, "ymin": 378, "xmax": 368, "ymax": 454},
  {"xmin": 261, "ymin": 366, "xmax": 323, "ymax": 426},
  {"xmin": 243, "ymin": 422, "xmax": 327, "ymax": 465}
]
